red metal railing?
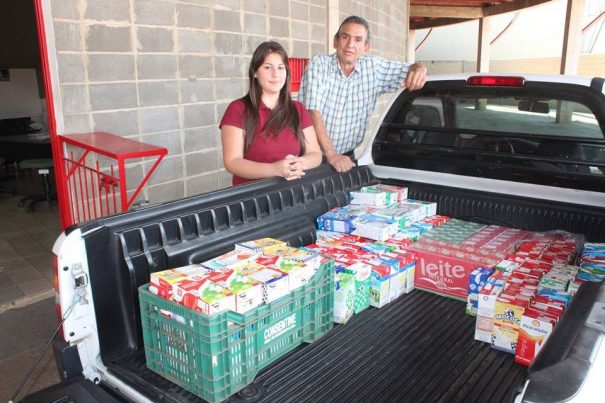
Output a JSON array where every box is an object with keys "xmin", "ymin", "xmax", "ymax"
[
  {"xmin": 289, "ymin": 58, "xmax": 309, "ymax": 92},
  {"xmin": 58, "ymin": 132, "xmax": 167, "ymax": 226}
]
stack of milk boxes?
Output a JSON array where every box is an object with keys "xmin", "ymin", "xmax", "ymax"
[
  {"xmin": 307, "ymin": 231, "xmax": 418, "ymax": 324},
  {"xmin": 468, "ymin": 232, "xmax": 583, "ymax": 366},
  {"xmin": 149, "ymin": 238, "xmax": 322, "ymax": 315},
  {"xmin": 313, "ymin": 185, "xmax": 444, "ymax": 324}
]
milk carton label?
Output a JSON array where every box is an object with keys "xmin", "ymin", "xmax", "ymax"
[
  {"xmin": 515, "ymin": 311, "xmax": 556, "ymax": 366},
  {"xmin": 334, "ymin": 272, "xmax": 355, "ymax": 324},
  {"xmin": 202, "ymin": 250, "xmax": 260, "ymax": 271},
  {"xmin": 246, "ymin": 267, "xmax": 290, "ymax": 303},
  {"xmin": 209, "ymin": 270, "xmax": 262, "ymax": 313},
  {"xmin": 404, "ymin": 262, "xmax": 415, "ymax": 293},
  {"xmin": 474, "ymin": 283, "xmax": 504, "ymax": 343},
  {"xmin": 491, "ymin": 298, "xmax": 527, "ymax": 353},
  {"xmin": 149, "ymin": 270, "xmax": 188, "ymax": 299},
  {"xmin": 413, "ymin": 251, "xmax": 470, "ymax": 300},
  {"xmin": 235, "ymin": 238, "xmax": 287, "ymax": 254},
  {"xmin": 349, "ymin": 189, "xmax": 387, "ymax": 206},
  {"xmin": 172, "ymin": 278, "xmax": 236, "ymax": 316},
  {"xmin": 344, "ymin": 262, "xmax": 372, "ymax": 313},
  {"xmin": 369, "ymin": 268, "xmax": 392, "ymax": 308}
]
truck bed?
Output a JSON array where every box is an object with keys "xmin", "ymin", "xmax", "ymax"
[
  {"xmin": 110, "ymin": 290, "xmax": 526, "ymax": 403},
  {"xmin": 62, "ymin": 164, "xmax": 604, "ymax": 403}
]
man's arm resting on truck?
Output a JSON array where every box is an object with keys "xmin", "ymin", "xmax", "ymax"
[{"xmin": 308, "ymin": 109, "xmax": 356, "ymax": 173}]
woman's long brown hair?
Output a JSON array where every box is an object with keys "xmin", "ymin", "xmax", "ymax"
[{"xmin": 242, "ymin": 41, "xmax": 305, "ymax": 155}]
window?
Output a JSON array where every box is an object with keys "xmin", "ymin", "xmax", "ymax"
[{"xmin": 373, "ymin": 80, "xmax": 605, "ymax": 192}]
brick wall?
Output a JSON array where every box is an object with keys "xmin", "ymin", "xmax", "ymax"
[{"xmin": 46, "ymin": 0, "xmax": 410, "ymax": 204}]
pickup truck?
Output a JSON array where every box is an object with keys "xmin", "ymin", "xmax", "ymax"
[{"xmin": 24, "ymin": 74, "xmax": 605, "ymax": 402}]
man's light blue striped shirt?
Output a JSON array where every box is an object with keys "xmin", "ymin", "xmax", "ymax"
[{"xmin": 299, "ymin": 53, "xmax": 410, "ymax": 154}]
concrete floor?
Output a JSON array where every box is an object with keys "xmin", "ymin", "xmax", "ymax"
[
  {"xmin": 0, "ymin": 169, "xmax": 62, "ymax": 401},
  {"xmin": 0, "ymin": 296, "xmax": 60, "ymax": 402},
  {"xmin": 0, "ymin": 169, "xmax": 60, "ymax": 312}
]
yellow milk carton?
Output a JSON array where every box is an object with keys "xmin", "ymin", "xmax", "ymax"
[{"xmin": 235, "ymin": 238, "xmax": 288, "ymax": 255}]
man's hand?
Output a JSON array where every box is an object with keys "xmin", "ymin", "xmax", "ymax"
[
  {"xmin": 402, "ymin": 63, "xmax": 427, "ymax": 91},
  {"xmin": 327, "ymin": 153, "xmax": 356, "ymax": 173}
]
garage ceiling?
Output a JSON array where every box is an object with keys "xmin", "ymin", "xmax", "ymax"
[{"xmin": 410, "ymin": 0, "xmax": 553, "ymax": 29}]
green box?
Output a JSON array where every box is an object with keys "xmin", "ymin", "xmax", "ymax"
[
  {"xmin": 140, "ymin": 260, "xmax": 334, "ymax": 403},
  {"xmin": 343, "ymin": 262, "xmax": 372, "ymax": 314},
  {"xmin": 333, "ymin": 272, "xmax": 355, "ymax": 324}
]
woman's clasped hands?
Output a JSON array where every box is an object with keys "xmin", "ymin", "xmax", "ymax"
[{"xmin": 279, "ymin": 154, "xmax": 305, "ymax": 180}]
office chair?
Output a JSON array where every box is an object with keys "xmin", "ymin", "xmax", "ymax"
[
  {"xmin": 18, "ymin": 158, "xmax": 56, "ymax": 212},
  {"xmin": 0, "ymin": 157, "xmax": 16, "ymax": 196}
]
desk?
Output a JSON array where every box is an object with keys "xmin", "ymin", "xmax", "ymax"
[{"xmin": 0, "ymin": 134, "xmax": 52, "ymax": 163}]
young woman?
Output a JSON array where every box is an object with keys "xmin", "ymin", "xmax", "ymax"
[{"xmin": 220, "ymin": 41, "xmax": 322, "ymax": 185}]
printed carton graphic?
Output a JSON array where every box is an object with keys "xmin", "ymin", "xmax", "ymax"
[
  {"xmin": 369, "ymin": 262, "xmax": 392, "ymax": 308},
  {"xmin": 245, "ymin": 267, "xmax": 290, "ymax": 303},
  {"xmin": 201, "ymin": 249, "xmax": 260, "ymax": 271},
  {"xmin": 343, "ymin": 262, "xmax": 372, "ymax": 314},
  {"xmin": 209, "ymin": 270, "xmax": 263, "ymax": 313},
  {"xmin": 349, "ymin": 188, "xmax": 388, "ymax": 206},
  {"xmin": 409, "ymin": 248, "xmax": 484, "ymax": 301},
  {"xmin": 334, "ymin": 272, "xmax": 355, "ymax": 324},
  {"xmin": 173, "ymin": 277, "xmax": 236, "ymax": 315},
  {"xmin": 235, "ymin": 238, "xmax": 288, "ymax": 255},
  {"xmin": 149, "ymin": 264, "xmax": 213, "ymax": 299}
]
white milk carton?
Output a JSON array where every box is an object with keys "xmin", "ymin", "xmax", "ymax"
[
  {"xmin": 351, "ymin": 216, "xmax": 398, "ymax": 241},
  {"xmin": 344, "ymin": 262, "xmax": 372, "ymax": 314},
  {"xmin": 235, "ymin": 238, "xmax": 288, "ymax": 255},
  {"xmin": 367, "ymin": 259, "xmax": 392, "ymax": 308},
  {"xmin": 245, "ymin": 267, "xmax": 290, "ymax": 303},
  {"xmin": 333, "ymin": 272, "xmax": 355, "ymax": 324},
  {"xmin": 349, "ymin": 188, "xmax": 388, "ymax": 206},
  {"xmin": 201, "ymin": 249, "xmax": 260, "ymax": 271},
  {"xmin": 474, "ymin": 282, "xmax": 504, "ymax": 343},
  {"xmin": 403, "ymin": 262, "xmax": 415, "ymax": 293},
  {"xmin": 209, "ymin": 269, "xmax": 263, "ymax": 313}
]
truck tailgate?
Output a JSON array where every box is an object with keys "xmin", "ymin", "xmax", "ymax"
[{"xmin": 110, "ymin": 290, "xmax": 526, "ymax": 402}]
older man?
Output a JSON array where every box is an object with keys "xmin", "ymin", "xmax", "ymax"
[{"xmin": 299, "ymin": 15, "xmax": 427, "ymax": 173}]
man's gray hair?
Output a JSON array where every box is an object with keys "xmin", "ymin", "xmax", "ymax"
[{"xmin": 335, "ymin": 15, "xmax": 371, "ymax": 43}]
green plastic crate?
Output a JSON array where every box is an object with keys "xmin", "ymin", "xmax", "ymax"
[{"xmin": 139, "ymin": 259, "xmax": 334, "ymax": 403}]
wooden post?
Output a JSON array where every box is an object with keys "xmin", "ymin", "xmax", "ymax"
[
  {"xmin": 476, "ymin": 17, "xmax": 491, "ymax": 110},
  {"xmin": 558, "ymin": 0, "xmax": 585, "ymax": 124}
]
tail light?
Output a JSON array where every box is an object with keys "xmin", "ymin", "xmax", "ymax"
[
  {"xmin": 467, "ymin": 76, "xmax": 526, "ymax": 87},
  {"xmin": 52, "ymin": 254, "xmax": 65, "ymax": 339}
]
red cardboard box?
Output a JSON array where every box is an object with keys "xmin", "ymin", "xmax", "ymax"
[{"xmin": 407, "ymin": 247, "xmax": 494, "ymax": 301}]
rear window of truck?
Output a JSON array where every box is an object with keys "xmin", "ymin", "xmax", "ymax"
[{"xmin": 374, "ymin": 80, "xmax": 605, "ymax": 192}]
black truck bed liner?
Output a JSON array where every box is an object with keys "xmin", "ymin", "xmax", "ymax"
[
  {"xmin": 82, "ymin": 165, "xmax": 603, "ymax": 402},
  {"xmin": 110, "ymin": 290, "xmax": 526, "ymax": 403}
]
